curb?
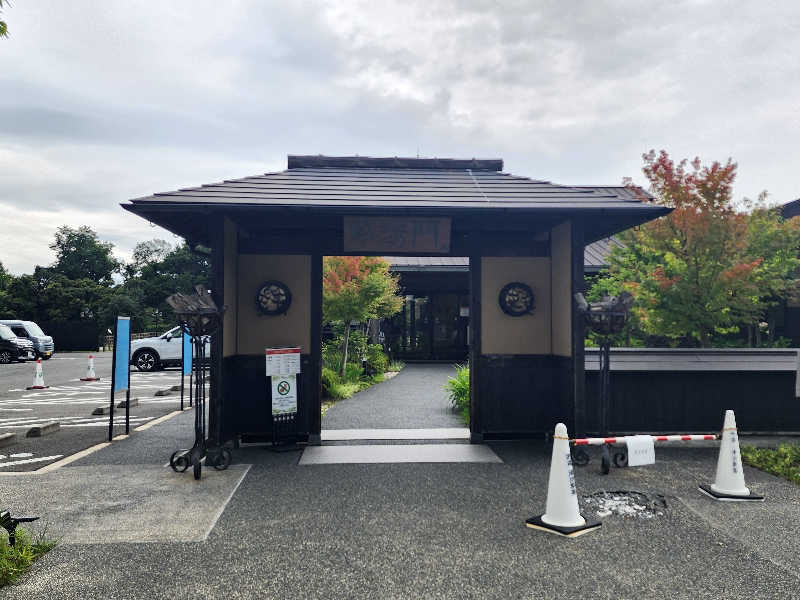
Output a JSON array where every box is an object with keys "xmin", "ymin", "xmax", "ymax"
[
  {"xmin": 26, "ymin": 422, "xmax": 60, "ymax": 438},
  {"xmin": 0, "ymin": 432, "xmax": 17, "ymax": 448}
]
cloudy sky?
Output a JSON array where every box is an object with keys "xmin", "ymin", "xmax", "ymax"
[{"xmin": 1, "ymin": 0, "xmax": 799, "ymax": 273}]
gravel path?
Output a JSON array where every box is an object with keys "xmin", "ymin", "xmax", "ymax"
[{"xmin": 322, "ymin": 363, "xmax": 463, "ymax": 429}]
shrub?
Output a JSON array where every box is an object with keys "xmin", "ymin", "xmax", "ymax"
[
  {"xmin": 321, "ymin": 367, "xmax": 340, "ymax": 398},
  {"xmin": 387, "ymin": 361, "xmax": 405, "ymax": 372},
  {"xmin": 327, "ymin": 381, "xmax": 362, "ymax": 400},
  {"xmin": 322, "ymin": 329, "xmax": 368, "ymax": 373},
  {"xmin": 0, "ymin": 528, "xmax": 56, "ymax": 587},
  {"xmin": 741, "ymin": 442, "xmax": 800, "ymax": 485},
  {"xmin": 444, "ymin": 364, "xmax": 470, "ymax": 425},
  {"xmin": 365, "ymin": 343, "xmax": 389, "ymax": 374}
]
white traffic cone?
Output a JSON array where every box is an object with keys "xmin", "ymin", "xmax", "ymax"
[
  {"xmin": 699, "ymin": 410, "xmax": 764, "ymax": 501},
  {"xmin": 526, "ymin": 423, "xmax": 601, "ymax": 537},
  {"xmin": 26, "ymin": 358, "xmax": 49, "ymax": 390},
  {"xmin": 80, "ymin": 354, "xmax": 100, "ymax": 381}
]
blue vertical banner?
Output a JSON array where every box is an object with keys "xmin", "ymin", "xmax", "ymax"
[
  {"xmin": 182, "ymin": 328, "xmax": 192, "ymax": 375},
  {"xmin": 113, "ymin": 316, "xmax": 131, "ymax": 392}
]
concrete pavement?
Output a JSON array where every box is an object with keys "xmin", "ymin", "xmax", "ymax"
[{"xmin": 3, "ymin": 407, "xmax": 800, "ymax": 598}]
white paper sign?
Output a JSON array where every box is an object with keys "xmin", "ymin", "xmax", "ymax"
[
  {"xmin": 271, "ymin": 374, "xmax": 297, "ymax": 415},
  {"xmin": 625, "ymin": 435, "xmax": 655, "ymax": 466},
  {"xmin": 265, "ymin": 347, "xmax": 301, "ymax": 376}
]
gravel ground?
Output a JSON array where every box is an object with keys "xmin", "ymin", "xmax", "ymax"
[
  {"xmin": 3, "ymin": 414, "xmax": 800, "ymax": 599},
  {"xmin": 322, "ymin": 363, "xmax": 463, "ymax": 430}
]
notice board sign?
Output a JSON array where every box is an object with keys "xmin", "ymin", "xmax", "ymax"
[
  {"xmin": 626, "ymin": 435, "xmax": 656, "ymax": 466},
  {"xmin": 271, "ymin": 374, "xmax": 298, "ymax": 415},
  {"xmin": 113, "ymin": 316, "xmax": 131, "ymax": 393},
  {"xmin": 343, "ymin": 217, "xmax": 451, "ymax": 253},
  {"xmin": 182, "ymin": 328, "xmax": 192, "ymax": 376},
  {"xmin": 265, "ymin": 347, "xmax": 301, "ymax": 376}
]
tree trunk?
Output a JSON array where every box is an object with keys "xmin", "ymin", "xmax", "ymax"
[
  {"xmin": 700, "ymin": 330, "xmax": 711, "ymax": 348},
  {"xmin": 340, "ymin": 324, "xmax": 350, "ymax": 378}
]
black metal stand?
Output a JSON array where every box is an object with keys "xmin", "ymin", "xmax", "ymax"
[
  {"xmin": 572, "ymin": 293, "xmax": 634, "ymax": 474},
  {"xmin": 271, "ymin": 411, "xmax": 300, "ymax": 452},
  {"xmin": 166, "ymin": 288, "xmax": 231, "ymax": 480}
]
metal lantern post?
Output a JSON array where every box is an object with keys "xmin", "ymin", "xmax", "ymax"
[
  {"xmin": 166, "ymin": 285, "xmax": 232, "ymax": 480},
  {"xmin": 573, "ymin": 292, "xmax": 634, "ymax": 474}
]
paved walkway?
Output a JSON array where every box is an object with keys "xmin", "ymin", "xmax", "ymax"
[
  {"xmin": 322, "ymin": 363, "xmax": 463, "ymax": 430},
  {"xmin": 4, "ymin": 398, "xmax": 800, "ymax": 598}
]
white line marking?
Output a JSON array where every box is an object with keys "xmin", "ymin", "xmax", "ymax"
[
  {"xmin": 134, "ymin": 410, "xmax": 185, "ymax": 431},
  {"xmin": 0, "ymin": 455, "xmax": 63, "ymax": 468},
  {"xmin": 202, "ymin": 465, "xmax": 251, "ymax": 541},
  {"xmin": 36, "ymin": 443, "xmax": 111, "ymax": 472}
]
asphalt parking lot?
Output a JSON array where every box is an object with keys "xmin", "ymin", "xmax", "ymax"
[{"xmin": 0, "ymin": 352, "xmax": 192, "ymax": 472}]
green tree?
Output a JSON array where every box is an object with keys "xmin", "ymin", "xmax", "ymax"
[
  {"xmin": 323, "ymin": 256, "xmax": 402, "ymax": 376},
  {"xmin": 121, "ymin": 241, "xmax": 209, "ymax": 331},
  {"xmin": 591, "ymin": 150, "xmax": 800, "ymax": 347},
  {"xmin": 50, "ymin": 226, "xmax": 121, "ymax": 285}
]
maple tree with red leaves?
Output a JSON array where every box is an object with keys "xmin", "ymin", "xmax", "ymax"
[
  {"xmin": 323, "ymin": 256, "xmax": 402, "ymax": 376},
  {"xmin": 590, "ymin": 150, "xmax": 800, "ymax": 347}
]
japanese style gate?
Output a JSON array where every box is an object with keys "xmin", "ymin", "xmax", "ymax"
[{"xmin": 123, "ymin": 155, "xmax": 668, "ymax": 443}]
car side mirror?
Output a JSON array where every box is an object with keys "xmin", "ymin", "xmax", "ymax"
[{"xmin": 165, "ymin": 333, "xmax": 173, "ymax": 341}]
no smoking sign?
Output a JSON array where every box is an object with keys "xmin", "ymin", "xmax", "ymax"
[{"xmin": 271, "ymin": 375, "xmax": 297, "ymax": 415}]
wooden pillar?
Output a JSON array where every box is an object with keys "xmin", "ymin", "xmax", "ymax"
[
  {"xmin": 468, "ymin": 255, "xmax": 482, "ymax": 442},
  {"xmin": 571, "ymin": 220, "xmax": 586, "ymax": 437},
  {"xmin": 308, "ymin": 254, "xmax": 322, "ymax": 442},
  {"xmin": 209, "ymin": 213, "xmax": 225, "ymax": 444}
]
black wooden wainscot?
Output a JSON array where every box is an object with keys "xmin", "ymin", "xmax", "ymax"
[
  {"xmin": 585, "ymin": 348, "xmax": 800, "ymax": 434},
  {"xmin": 122, "ymin": 155, "xmax": 669, "ymax": 444}
]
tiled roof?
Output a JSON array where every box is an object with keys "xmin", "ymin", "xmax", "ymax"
[{"xmin": 127, "ymin": 156, "xmax": 661, "ymax": 212}]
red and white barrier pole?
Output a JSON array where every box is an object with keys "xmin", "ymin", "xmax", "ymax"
[{"xmin": 572, "ymin": 434, "xmax": 718, "ymax": 446}]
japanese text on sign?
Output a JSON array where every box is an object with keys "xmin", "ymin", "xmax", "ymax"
[
  {"xmin": 265, "ymin": 347, "xmax": 301, "ymax": 376},
  {"xmin": 626, "ymin": 435, "xmax": 656, "ymax": 466}
]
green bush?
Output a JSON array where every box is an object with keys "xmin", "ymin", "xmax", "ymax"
[
  {"xmin": 444, "ymin": 364, "xmax": 470, "ymax": 425},
  {"xmin": 365, "ymin": 343, "xmax": 389, "ymax": 373},
  {"xmin": 741, "ymin": 442, "xmax": 800, "ymax": 485},
  {"xmin": 387, "ymin": 360, "xmax": 405, "ymax": 372},
  {"xmin": 322, "ymin": 329, "xmax": 368, "ymax": 373},
  {"xmin": 327, "ymin": 381, "xmax": 362, "ymax": 400},
  {"xmin": 0, "ymin": 528, "xmax": 56, "ymax": 587},
  {"xmin": 321, "ymin": 367, "xmax": 340, "ymax": 398}
]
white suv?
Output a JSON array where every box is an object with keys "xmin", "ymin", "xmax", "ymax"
[{"xmin": 129, "ymin": 326, "xmax": 211, "ymax": 372}]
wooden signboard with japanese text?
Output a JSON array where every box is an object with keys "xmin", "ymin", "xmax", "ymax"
[{"xmin": 343, "ymin": 217, "xmax": 451, "ymax": 254}]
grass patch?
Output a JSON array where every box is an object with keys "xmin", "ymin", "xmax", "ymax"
[
  {"xmin": 741, "ymin": 442, "xmax": 800, "ymax": 485},
  {"xmin": 0, "ymin": 528, "xmax": 56, "ymax": 587},
  {"xmin": 387, "ymin": 361, "xmax": 405, "ymax": 372},
  {"xmin": 444, "ymin": 364, "xmax": 470, "ymax": 426}
]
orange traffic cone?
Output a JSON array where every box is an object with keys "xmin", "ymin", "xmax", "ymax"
[
  {"xmin": 526, "ymin": 423, "xmax": 601, "ymax": 537},
  {"xmin": 26, "ymin": 358, "xmax": 49, "ymax": 390},
  {"xmin": 80, "ymin": 354, "xmax": 100, "ymax": 381},
  {"xmin": 699, "ymin": 410, "xmax": 764, "ymax": 501}
]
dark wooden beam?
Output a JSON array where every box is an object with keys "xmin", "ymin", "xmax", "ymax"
[
  {"xmin": 469, "ymin": 256, "xmax": 482, "ymax": 442},
  {"xmin": 308, "ymin": 254, "xmax": 322, "ymax": 443},
  {"xmin": 209, "ymin": 213, "xmax": 225, "ymax": 444},
  {"xmin": 571, "ymin": 220, "xmax": 586, "ymax": 437}
]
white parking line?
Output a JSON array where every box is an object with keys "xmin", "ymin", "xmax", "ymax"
[{"xmin": 0, "ymin": 455, "xmax": 63, "ymax": 468}]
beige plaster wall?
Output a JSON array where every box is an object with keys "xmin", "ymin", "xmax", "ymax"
[
  {"xmin": 550, "ymin": 221, "xmax": 572, "ymax": 357},
  {"xmin": 236, "ymin": 254, "xmax": 311, "ymax": 354},
  {"xmin": 481, "ymin": 257, "xmax": 551, "ymax": 355},
  {"xmin": 222, "ymin": 218, "xmax": 238, "ymax": 358}
]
